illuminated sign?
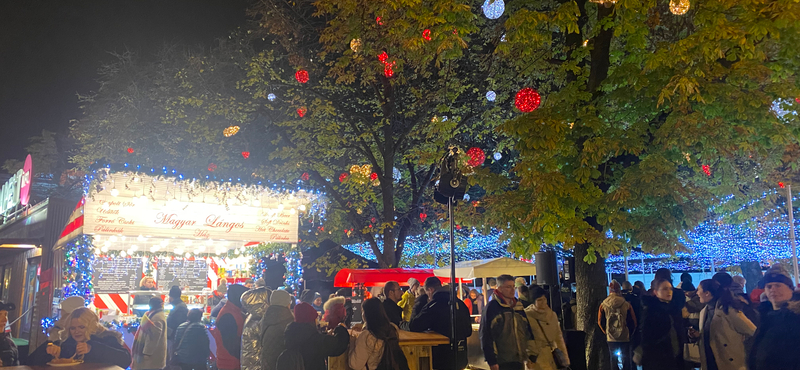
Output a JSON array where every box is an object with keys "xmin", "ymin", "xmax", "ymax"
[{"xmin": 1, "ymin": 154, "xmax": 32, "ymax": 216}]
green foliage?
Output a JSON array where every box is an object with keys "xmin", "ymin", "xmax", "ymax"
[{"xmin": 2, "ymin": 130, "xmax": 61, "ymax": 175}]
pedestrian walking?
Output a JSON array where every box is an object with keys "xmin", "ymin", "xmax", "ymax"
[
  {"xmin": 277, "ymin": 302, "xmax": 349, "ymax": 370},
  {"xmin": 598, "ymin": 280, "xmax": 636, "ymax": 370},
  {"xmin": 173, "ymin": 309, "xmax": 210, "ymax": 370},
  {"xmin": 480, "ymin": 274, "xmax": 534, "ymax": 370},
  {"xmin": 637, "ymin": 278, "xmax": 684, "ymax": 370},
  {"xmin": 526, "ymin": 285, "xmax": 569, "ymax": 370},
  {"xmin": 240, "ymin": 286, "xmax": 270, "ymax": 370},
  {"xmin": 348, "ymin": 298, "xmax": 409, "ymax": 370},
  {"xmin": 212, "ymin": 284, "xmax": 247, "ymax": 370},
  {"xmin": 688, "ymin": 279, "xmax": 755, "ymax": 370},
  {"xmin": 748, "ymin": 266, "xmax": 800, "ymax": 370},
  {"xmin": 260, "ymin": 290, "xmax": 294, "ymax": 370},
  {"xmin": 132, "ymin": 297, "xmax": 168, "ymax": 370},
  {"xmin": 410, "ymin": 277, "xmax": 472, "ymax": 370}
]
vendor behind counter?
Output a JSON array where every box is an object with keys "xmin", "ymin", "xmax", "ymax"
[{"xmin": 132, "ymin": 277, "xmax": 160, "ymax": 310}]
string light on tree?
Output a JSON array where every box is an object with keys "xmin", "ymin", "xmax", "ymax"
[
  {"xmin": 482, "ymin": 0, "xmax": 505, "ymax": 19},
  {"xmin": 670, "ymin": 0, "xmax": 690, "ymax": 15},
  {"xmin": 514, "ymin": 88, "xmax": 541, "ymax": 112},
  {"xmin": 295, "ymin": 70, "xmax": 309, "ymax": 84},
  {"xmin": 420, "ymin": 212, "xmax": 428, "ymax": 222},
  {"xmin": 466, "ymin": 147, "xmax": 486, "ymax": 167},
  {"xmin": 376, "ymin": 16, "xmax": 383, "ymax": 25},
  {"xmin": 779, "ymin": 182, "xmax": 785, "ymax": 189},
  {"xmin": 301, "ymin": 172, "xmax": 310, "ymax": 181},
  {"xmin": 223, "ymin": 125, "xmax": 240, "ymax": 137},
  {"xmin": 486, "ymin": 91, "xmax": 496, "ymax": 102},
  {"xmin": 63, "ymin": 235, "xmax": 95, "ymax": 303}
]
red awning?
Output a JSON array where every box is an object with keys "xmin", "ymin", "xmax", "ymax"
[{"xmin": 333, "ymin": 268, "xmax": 468, "ymax": 287}]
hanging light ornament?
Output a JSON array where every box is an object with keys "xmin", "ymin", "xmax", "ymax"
[
  {"xmin": 493, "ymin": 152, "xmax": 502, "ymax": 160},
  {"xmin": 267, "ymin": 93, "xmax": 276, "ymax": 101},
  {"xmin": 795, "ymin": 97, "xmax": 800, "ymax": 104},
  {"xmin": 514, "ymin": 88, "xmax": 541, "ymax": 112},
  {"xmin": 223, "ymin": 125, "xmax": 240, "ymax": 137},
  {"xmin": 208, "ymin": 163, "xmax": 217, "ymax": 172},
  {"xmin": 702, "ymin": 164, "xmax": 711, "ymax": 176},
  {"xmin": 339, "ymin": 173, "xmax": 348, "ymax": 182},
  {"xmin": 376, "ymin": 16, "xmax": 384, "ymax": 25},
  {"xmin": 669, "ymin": 0, "xmax": 690, "ymax": 15},
  {"xmin": 482, "ymin": 0, "xmax": 505, "ymax": 19},
  {"xmin": 350, "ymin": 38, "xmax": 362, "ymax": 53},
  {"xmin": 295, "ymin": 69, "xmax": 309, "ymax": 83},
  {"xmin": 297, "ymin": 107, "xmax": 307, "ymax": 117},
  {"xmin": 422, "ymin": 29, "xmax": 431, "ymax": 41},
  {"xmin": 466, "ymin": 147, "xmax": 486, "ymax": 167},
  {"xmin": 241, "ymin": 151, "xmax": 250, "ymax": 159},
  {"xmin": 486, "ymin": 91, "xmax": 496, "ymax": 102},
  {"xmin": 779, "ymin": 182, "xmax": 785, "ymax": 189},
  {"xmin": 127, "ymin": 147, "xmax": 134, "ymax": 154}
]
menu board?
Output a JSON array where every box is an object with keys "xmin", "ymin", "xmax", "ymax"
[
  {"xmin": 157, "ymin": 259, "xmax": 208, "ymax": 290},
  {"xmin": 93, "ymin": 258, "xmax": 143, "ymax": 293}
]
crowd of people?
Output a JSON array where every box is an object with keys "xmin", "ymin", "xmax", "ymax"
[{"xmin": 1, "ymin": 265, "xmax": 799, "ymax": 370}]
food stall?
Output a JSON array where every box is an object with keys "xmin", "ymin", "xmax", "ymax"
[
  {"xmin": 51, "ymin": 168, "xmax": 323, "ymax": 344},
  {"xmin": 434, "ymin": 257, "xmax": 537, "ymax": 369}
]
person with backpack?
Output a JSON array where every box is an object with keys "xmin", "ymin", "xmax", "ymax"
[
  {"xmin": 173, "ymin": 309, "xmax": 210, "ymax": 370},
  {"xmin": 598, "ymin": 280, "xmax": 637, "ymax": 370},
  {"xmin": 348, "ymin": 298, "xmax": 410, "ymax": 370},
  {"xmin": 277, "ymin": 302, "xmax": 349, "ymax": 370}
]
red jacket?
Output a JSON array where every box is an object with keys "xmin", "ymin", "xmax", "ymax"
[{"xmin": 212, "ymin": 301, "xmax": 244, "ymax": 370}]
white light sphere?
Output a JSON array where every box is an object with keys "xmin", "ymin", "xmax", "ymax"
[
  {"xmin": 486, "ymin": 91, "xmax": 496, "ymax": 102},
  {"xmin": 185, "ymin": 252, "xmax": 191, "ymax": 258},
  {"xmin": 463, "ymin": 194, "xmax": 471, "ymax": 201},
  {"xmin": 393, "ymin": 167, "xmax": 402, "ymax": 182},
  {"xmin": 298, "ymin": 204, "xmax": 307, "ymax": 211},
  {"xmin": 482, "ymin": 0, "xmax": 505, "ymax": 19},
  {"xmin": 110, "ymin": 188, "xmax": 119, "ymax": 197},
  {"xmin": 120, "ymin": 251, "xmax": 127, "ymax": 257},
  {"xmin": 268, "ymin": 93, "xmax": 276, "ymax": 101},
  {"xmin": 493, "ymin": 152, "xmax": 502, "ymax": 160}
]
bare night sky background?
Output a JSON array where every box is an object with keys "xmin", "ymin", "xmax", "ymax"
[{"xmin": 0, "ymin": 0, "xmax": 250, "ymax": 165}]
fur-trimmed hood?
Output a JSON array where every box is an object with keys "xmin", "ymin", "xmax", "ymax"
[{"xmin": 323, "ymin": 296, "xmax": 345, "ymax": 311}]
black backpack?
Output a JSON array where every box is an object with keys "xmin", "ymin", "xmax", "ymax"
[
  {"xmin": 374, "ymin": 337, "xmax": 409, "ymax": 370},
  {"xmin": 276, "ymin": 348, "xmax": 305, "ymax": 370}
]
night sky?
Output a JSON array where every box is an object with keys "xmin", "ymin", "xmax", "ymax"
[{"xmin": 0, "ymin": 0, "xmax": 250, "ymax": 165}]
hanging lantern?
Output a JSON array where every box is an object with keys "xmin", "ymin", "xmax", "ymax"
[
  {"xmin": 669, "ymin": 0, "xmax": 690, "ymax": 15},
  {"xmin": 514, "ymin": 88, "xmax": 541, "ymax": 112},
  {"xmin": 295, "ymin": 70, "xmax": 309, "ymax": 84},
  {"xmin": 422, "ymin": 29, "xmax": 431, "ymax": 41},
  {"xmin": 350, "ymin": 38, "xmax": 361, "ymax": 53},
  {"xmin": 223, "ymin": 125, "xmax": 240, "ymax": 137},
  {"xmin": 466, "ymin": 147, "xmax": 486, "ymax": 167},
  {"xmin": 482, "ymin": 0, "xmax": 505, "ymax": 19},
  {"xmin": 127, "ymin": 147, "xmax": 134, "ymax": 154},
  {"xmin": 241, "ymin": 151, "xmax": 250, "ymax": 159}
]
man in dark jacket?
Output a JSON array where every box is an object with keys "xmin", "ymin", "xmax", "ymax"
[
  {"xmin": 409, "ymin": 277, "xmax": 472, "ymax": 370},
  {"xmin": 480, "ymin": 274, "xmax": 534, "ymax": 370},
  {"xmin": 173, "ymin": 309, "xmax": 210, "ymax": 370},
  {"xmin": 277, "ymin": 302, "xmax": 348, "ymax": 370},
  {"xmin": 167, "ymin": 286, "xmax": 189, "ymax": 339},
  {"xmin": 382, "ymin": 281, "xmax": 406, "ymax": 328},
  {"xmin": 748, "ymin": 268, "xmax": 800, "ymax": 370},
  {"xmin": 213, "ymin": 284, "xmax": 247, "ymax": 370}
]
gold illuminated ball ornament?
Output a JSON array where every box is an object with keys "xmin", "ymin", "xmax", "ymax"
[
  {"xmin": 350, "ymin": 39, "xmax": 361, "ymax": 53},
  {"xmin": 670, "ymin": 0, "xmax": 690, "ymax": 15},
  {"xmin": 223, "ymin": 125, "xmax": 240, "ymax": 137}
]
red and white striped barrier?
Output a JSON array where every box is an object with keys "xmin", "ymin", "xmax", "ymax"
[{"xmin": 93, "ymin": 293, "xmax": 130, "ymax": 314}]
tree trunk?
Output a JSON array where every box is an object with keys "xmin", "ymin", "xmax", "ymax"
[{"xmin": 574, "ymin": 242, "xmax": 610, "ymax": 370}]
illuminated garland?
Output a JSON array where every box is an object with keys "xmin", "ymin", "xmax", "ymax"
[
  {"xmin": 63, "ymin": 235, "xmax": 95, "ymax": 303},
  {"xmin": 285, "ymin": 249, "xmax": 303, "ymax": 292}
]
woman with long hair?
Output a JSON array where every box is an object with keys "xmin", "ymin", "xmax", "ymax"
[
  {"xmin": 30, "ymin": 307, "xmax": 131, "ymax": 368},
  {"xmin": 690, "ymin": 279, "xmax": 756, "ymax": 370},
  {"xmin": 638, "ymin": 278, "xmax": 684, "ymax": 370},
  {"xmin": 348, "ymin": 298, "xmax": 409, "ymax": 370}
]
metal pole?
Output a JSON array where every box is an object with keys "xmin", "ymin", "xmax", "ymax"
[
  {"xmin": 624, "ymin": 254, "xmax": 630, "ymax": 283},
  {"xmin": 788, "ymin": 185, "xmax": 799, "ymax": 287},
  {"xmin": 448, "ymin": 197, "xmax": 458, "ymax": 365}
]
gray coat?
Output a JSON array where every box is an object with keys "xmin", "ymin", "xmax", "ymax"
[
  {"xmin": 260, "ymin": 305, "xmax": 294, "ymax": 370},
  {"xmin": 133, "ymin": 308, "xmax": 168, "ymax": 370},
  {"xmin": 698, "ymin": 304, "xmax": 756, "ymax": 370}
]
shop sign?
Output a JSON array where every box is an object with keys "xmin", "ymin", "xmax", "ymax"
[
  {"xmin": 1, "ymin": 154, "xmax": 32, "ymax": 217},
  {"xmin": 83, "ymin": 193, "xmax": 298, "ymax": 243}
]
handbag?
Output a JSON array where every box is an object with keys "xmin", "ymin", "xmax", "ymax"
[
  {"xmin": 534, "ymin": 318, "xmax": 570, "ymax": 369},
  {"xmin": 684, "ymin": 342, "xmax": 700, "ymax": 363},
  {"xmin": 169, "ymin": 323, "xmax": 191, "ymax": 366}
]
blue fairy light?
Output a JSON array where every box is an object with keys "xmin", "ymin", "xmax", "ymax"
[{"xmin": 482, "ymin": 0, "xmax": 505, "ymax": 19}]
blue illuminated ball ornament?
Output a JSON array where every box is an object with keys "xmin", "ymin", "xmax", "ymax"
[
  {"xmin": 267, "ymin": 93, "xmax": 276, "ymax": 101},
  {"xmin": 486, "ymin": 91, "xmax": 496, "ymax": 102},
  {"xmin": 482, "ymin": 0, "xmax": 505, "ymax": 19},
  {"xmin": 463, "ymin": 194, "xmax": 470, "ymax": 201},
  {"xmin": 493, "ymin": 152, "xmax": 502, "ymax": 160}
]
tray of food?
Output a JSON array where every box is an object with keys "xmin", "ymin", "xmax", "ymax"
[{"xmin": 47, "ymin": 358, "xmax": 84, "ymax": 367}]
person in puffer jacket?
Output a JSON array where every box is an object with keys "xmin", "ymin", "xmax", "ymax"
[
  {"xmin": 598, "ymin": 280, "xmax": 637, "ymax": 370},
  {"xmin": 277, "ymin": 302, "xmax": 348, "ymax": 370},
  {"xmin": 239, "ymin": 286, "xmax": 270, "ymax": 370},
  {"xmin": 173, "ymin": 309, "xmax": 210, "ymax": 370},
  {"xmin": 260, "ymin": 290, "xmax": 294, "ymax": 370}
]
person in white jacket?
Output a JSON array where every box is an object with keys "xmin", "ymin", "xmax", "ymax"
[
  {"xmin": 348, "ymin": 298, "xmax": 407, "ymax": 370},
  {"xmin": 132, "ymin": 297, "xmax": 168, "ymax": 370}
]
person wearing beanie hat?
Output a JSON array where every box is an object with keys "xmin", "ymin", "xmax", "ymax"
[
  {"xmin": 278, "ymin": 302, "xmax": 348, "ymax": 370},
  {"xmin": 748, "ymin": 266, "xmax": 800, "ymax": 370},
  {"xmin": 260, "ymin": 290, "xmax": 294, "ymax": 370},
  {"xmin": 399, "ymin": 278, "xmax": 419, "ymax": 322},
  {"xmin": 212, "ymin": 284, "xmax": 247, "ymax": 370}
]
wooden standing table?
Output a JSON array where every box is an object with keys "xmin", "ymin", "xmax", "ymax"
[
  {"xmin": 329, "ymin": 330, "xmax": 449, "ymax": 370},
  {"xmin": 4, "ymin": 364, "xmax": 123, "ymax": 370}
]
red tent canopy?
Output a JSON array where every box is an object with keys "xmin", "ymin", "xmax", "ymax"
[{"xmin": 333, "ymin": 268, "xmax": 466, "ymax": 287}]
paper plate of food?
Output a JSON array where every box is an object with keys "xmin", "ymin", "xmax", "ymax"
[{"xmin": 47, "ymin": 358, "xmax": 84, "ymax": 367}]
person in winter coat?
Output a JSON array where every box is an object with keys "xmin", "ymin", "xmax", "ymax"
[
  {"xmin": 30, "ymin": 307, "xmax": 132, "ymax": 369},
  {"xmin": 132, "ymin": 297, "xmax": 168, "ymax": 370},
  {"xmin": 335, "ymin": 288, "xmax": 354, "ymax": 328},
  {"xmin": 348, "ymin": 298, "xmax": 408, "ymax": 370},
  {"xmin": 410, "ymin": 277, "xmax": 473, "ymax": 370},
  {"xmin": 526, "ymin": 285, "xmax": 569, "ymax": 370},
  {"xmin": 277, "ymin": 302, "xmax": 349, "ymax": 370},
  {"xmin": 382, "ymin": 281, "xmax": 405, "ymax": 327},
  {"xmin": 323, "ymin": 296, "xmax": 347, "ymax": 330},
  {"xmin": 260, "ymin": 290, "xmax": 294, "ymax": 370},
  {"xmin": 166, "ymin": 285, "xmax": 188, "ymax": 366},
  {"xmin": 638, "ymin": 278, "xmax": 684, "ymax": 370},
  {"xmin": 598, "ymin": 280, "xmax": 637, "ymax": 370},
  {"xmin": 480, "ymin": 274, "xmax": 534, "ymax": 370},
  {"xmin": 748, "ymin": 267, "xmax": 800, "ymax": 370},
  {"xmin": 465, "ymin": 289, "xmax": 485, "ymax": 317},
  {"xmin": 398, "ymin": 278, "xmax": 419, "ymax": 322},
  {"xmin": 173, "ymin": 309, "xmax": 210, "ymax": 370},
  {"xmin": 210, "ymin": 281, "xmax": 228, "ymax": 318},
  {"xmin": 688, "ymin": 279, "xmax": 755, "ymax": 370},
  {"xmin": 213, "ymin": 283, "xmax": 247, "ymax": 370},
  {"xmin": 0, "ymin": 302, "xmax": 18, "ymax": 366},
  {"xmin": 240, "ymin": 286, "xmax": 270, "ymax": 370},
  {"xmin": 410, "ymin": 287, "xmax": 428, "ymax": 319},
  {"xmin": 51, "ymin": 296, "xmax": 85, "ymax": 343}
]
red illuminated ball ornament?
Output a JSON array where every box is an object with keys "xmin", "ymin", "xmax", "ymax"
[
  {"xmin": 422, "ymin": 29, "xmax": 431, "ymax": 41},
  {"xmin": 208, "ymin": 163, "xmax": 217, "ymax": 172},
  {"xmin": 384, "ymin": 64, "xmax": 395, "ymax": 78},
  {"xmin": 779, "ymin": 182, "xmax": 785, "ymax": 188},
  {"xmin": 378, "ymin": 51, "xmax": 389, "ymax": 63},
  {"xmin": 514, "ymin": 88, "xmax": 541, "ymax": 112},
  {"xmin": 376, "ymin": 16, "xmax": 383, "ymax": 25},
  {"xmin": 796, "ymin": 97, "xmax": 800, "ymax": 104},
  {"xmin": 127, "ymin": 147, "xmax": 134, "ymax": 153},
  {"xmin": 295, "ymin": 69, "xmax": 309, "ymax": 84},
  {"xmin": 297, "ymin": 107, "xmax": 307, "ymax": 117},
  {"xmin": 339, "ymin": 173, "xmax": 348, "ymax": 182},
  {"xmin": 466, "ymin": 147, "xmax": 486, "ymax": 167},
  {"xmin": 702, "ymin": 164, "xmax": 711, "ymax": 176},
  {"xmin": 241, "ymin": 151, "xmax": 250, "ymax": 159},
  {"xmin": 370, "ymin": 172, "xmax": 378, "ymax": 181},
  {"xmin": 419, "ymin": 213, "xmax": 427, "ymax": 221},
  {"xmin": 301, "ymin": 172, "xmax": 310, "ymax": 181}
]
